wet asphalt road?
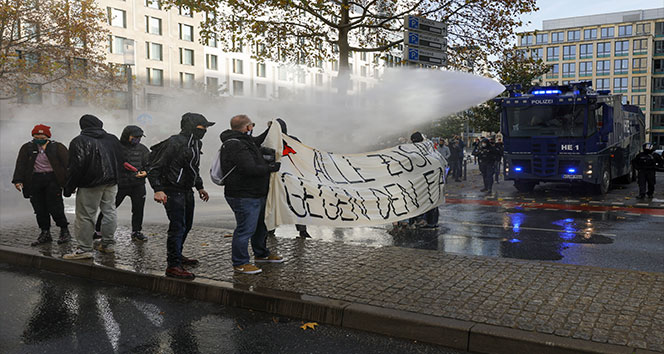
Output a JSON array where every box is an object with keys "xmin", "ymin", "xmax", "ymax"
[{"xmin": 0, "ymin": 264, "xmax": 467, "ymax": 354}]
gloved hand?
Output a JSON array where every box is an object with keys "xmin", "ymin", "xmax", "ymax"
[
  {"xmin": 63, "ymin": 187, "xmax": 74, "ymax": 198},
  {"xmin": 268, "ymin": 162, "xmax": 281, "ymax": 172}
]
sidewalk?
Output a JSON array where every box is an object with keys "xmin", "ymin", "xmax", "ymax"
[{"xmin": 1, "ymin": 222, "xmax": 662, "ymax": 354}]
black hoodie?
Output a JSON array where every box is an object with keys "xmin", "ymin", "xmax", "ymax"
[
  {"xmin": 64, "ymin": 115, "xmax": 123, "ymax": 195},
  {"xmin": 119, "ymin": 125, "xmax": 150, "ymax": 187},
  {"xmin": 148, "ymin": 113, "xmax": 214, "ymax": 192}
]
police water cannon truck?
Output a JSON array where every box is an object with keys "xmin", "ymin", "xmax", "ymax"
[{"xmin": 496, "ymin": 81, "xmax": 645, "ymax": 194}]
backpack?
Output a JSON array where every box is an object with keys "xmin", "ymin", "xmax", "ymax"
[{"xmin": 210, "ymin": 138, "xmax": 239, "ymax": 186}]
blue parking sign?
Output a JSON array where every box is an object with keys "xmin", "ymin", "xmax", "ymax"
[
  {"xmin": 408, "ymin": 16, "xmax": 419, "ymax": 29},
  {"xmin": 408, "ymin": 48, "xmax": 419, "ymax": 60},
  {"xmin": 408, "ymin": 32, "xmax": 419, "ymax": 45}
]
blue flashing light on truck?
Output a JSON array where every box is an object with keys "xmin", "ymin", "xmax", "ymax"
[{"xmin": 496, "ymin": 81, "xmax": 645, "ymax": 194}]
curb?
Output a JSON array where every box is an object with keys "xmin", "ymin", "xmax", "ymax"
[{"xmin": 1, "ymin": 245, "xmax": 659, "ymax": 354}]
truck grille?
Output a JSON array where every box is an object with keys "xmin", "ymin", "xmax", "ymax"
[
  {"xmin": 532, "ymin": 142, "xmax": 557, "ymax": 154},
  {"xmin": 533, "ymin": 156, "xmax": 556, "ymax": 176}
]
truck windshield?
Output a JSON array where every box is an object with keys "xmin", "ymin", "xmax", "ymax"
[{"xmin": 506, "ymin": 104, "xmax": 586, "ymax": 137}]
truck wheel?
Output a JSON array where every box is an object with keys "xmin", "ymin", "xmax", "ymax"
[
  {"xmin": 595, "ymin": 168, "xmax": 611, "ymax": 194},
  {"xmin": 514, "ymin": 181, "xmax": 536, "ymax": 193}
]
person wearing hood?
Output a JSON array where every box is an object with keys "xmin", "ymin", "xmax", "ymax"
[
  {"xmin": 220, "ymin": 114, "xmax": 282, "ymax": 275},
  {"xmin": 94, "ymin": 125, "xmax": 150, "ymax": 242},
  {"xmin": 473, "ymin": 137, "xmax": 500, "ymax": 194},
  {"xmin": 148, "ymin": 112, "xmax": 214, "ymax": 280},
  {"xmin": 63, "ymin": 115, "xmax": 123, "ymax": 260},
  {"xmin": 12, "ymin": 124, "xmax": 71, "ymax": 246}
]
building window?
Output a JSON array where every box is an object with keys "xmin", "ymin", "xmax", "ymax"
[
  {"xmin": 614, "ymin": 59, "xmax": 628, "ymax": 74},
  {"xmin": 17, "ymin": 83, "xmax": 42, "ymax": 104},
  {"xmin": 656, "ymin": 41, "xmax": 664, "ymax": 56},
  {"xmin": 179, "ymin": 6, "xmax": 192, "ymax": 17},
  {"xmin": 360, "ymin": 65, "xmax": 368, "ymax": 77},
  {"xmin": 546, "ymin": 63, "xmax": 559, "ymax": 78},
  {"xmin": 635, "ymin": 23, "xmax": 650, "ymax": 35},
  {"xmin": 232, "ymin": 59, "xmax": 243, "ymax": 74},
  {"xmin": 654, "ymin": 77, "xmax": 664, "ymax": 91},
  {"xmin": 254, "ymin": 83, "xmax": 266, "ymax": 98},
  {"xmin": 579, "ymin": 61, "xmax": 592, "ymax": 76},
  {"xmin": 562, "ymin": 62, "xmax": 575, "ymax": 77},
  {"xmin": 632, "ymin": 76, "xmax": 646, "ymax": 90},
  {"xmin": 69, "ymin": 87, "xmax": 88, "ymax": 107},
  {"xmin": 566, "ymin": 30, "xmax": 580, "ymax": 41},
  {"xmin": 206, "ymin": 54, "xmax": 217, "ymax": 70},
  {"xmin": 654, "ymin": 96, "xmax": 664, "ymax": 110},
  {"xmin": 579, "ymin": 44, "xmax": 593, "ymax": 58},
  {"xmin": 653, "ymin": 114, "xmax": 664, "ymax": 128},
  {"xmin": 632, "ymin": 58, "xmax": 647, "ymax": 73},
  {"xmin": 278, "ymin": 66, "xmax": 287, "ymax": 80},
  {"xmin": 613, "ymin": 77, "xmax": 628, "ymax": 92},
  {"xmin": 630, "ymin": 95, "xmax": 645, "ymax": 107},
  {"xmin": 597, "ymin": 42, "xmax": 611, "ymax": 57},
  {"xmin": 596, "ymin": 78, "xmax": 610, "ymax": 90},
  {"xmin": 360, "ymin": 52, "xmax": 367, "ymax": 61},
  {"xmin": 633, "ymin": 39, "xmax": 648, "ymax": 54},
  {"xmin": 536, "ymin": 33, "xmax": 548, "ymax": 44},
  {"xmin": 520, "ymin": 34, "xmax": 533, "ymax": 46},
  {"xmin": 551, "ymin": 31, "xmax": 564, "ymax": 43},
  {"xmin": 145, "ymin": 0, "xmax": 161, "ymax": 9},
  {"xmin": 531, "ymin": 48, "xmax": 543, "ymax": 59},
  {"xmin": 206, "ymin": 77, "xmax": 218, "ymax": 94},
  {"xmin": 179, "ymin": 48, "xmax": 194, "ymax": 65},
  {"xmin": 583, "ymin": 28, "xmax": 597, "ymax": 40},
  {"xmin": 109, "ymin": 36, "xmax": 126, "ymax": 54},
  {"xmin": 207, "ymin": 35, "xmax": 218, "ymax": 48},
  {"xmin": 146, "ymin": 68, "xmax": 163, "ymax": 86},
  {"xmin": 655, "ymin": 59, "xmax": 664, "ymax": 73},
  {"xmin": 600, "ymin": 27, "xmax": 614, "ymax": 38},
  {"xmin": 256, "ymin": 63, "xmax": 266, "ymax": 78},
  {"xmin": 232, "ymin": 80, "xmax": 244, "ymax": 96},
  {"xmin": 180, "ymin": 72, "xmax": 194, "ymax": 89},
  {"xmin": 656, "ymin": 22, "xmax": 664, "ymax": 36},
  {"xmin": 546, "ymin": 46, "xmax": 559, "ymax": 61},
  {"xmin": 562, "ymin": 45, "xmax": 576, "ymax": 60},
  {"xmin": 107, "ymin": 8, "xmax": 126, "ymax": 28},
  {"xmin": 331, "ymin": 61, "xmax": 339, "ymax": 71},
  {"xmin": 179, "ymin": 24, "xmax": 193, "ymax": 41},
  {"xmin": 618, "ymin": 25, "xmax": 632, "ymax": 37},
  {"xmin": 615, "ymin": 41, "xmax": 629, "ymax": 56},
  {"xmin": 146, "ymin": 42, "xmax": 162, "ymax": 61},
  {"xmin": 146, "ymin": 16, "xmax": 162, "ymax": 35}
]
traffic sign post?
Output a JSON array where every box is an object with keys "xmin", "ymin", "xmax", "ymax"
[{"xmin": 403, "ymin": 15, "xmax": 447, "ymax": 67}]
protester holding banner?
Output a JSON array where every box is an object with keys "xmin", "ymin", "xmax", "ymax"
[{"xmin": 220, "ymin": 114, "xmax": 283, "ymax": 275}]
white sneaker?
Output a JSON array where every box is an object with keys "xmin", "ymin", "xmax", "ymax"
[{"xmin": 63, "ymin": 248, "xmax": 93, "ymax": 260}]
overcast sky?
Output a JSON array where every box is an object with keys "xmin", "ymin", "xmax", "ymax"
[{"xmin": 516, "ymin": 0, "xmax": 662, "ymax": 32}]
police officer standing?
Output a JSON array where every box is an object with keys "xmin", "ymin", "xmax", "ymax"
[
  {"xmin": 473, "ymin": 138, "xmax": 500, "ymax": 194},
  {"xmin": 631, "ymin": 143, "xmax": 663, "ymax": 199}
]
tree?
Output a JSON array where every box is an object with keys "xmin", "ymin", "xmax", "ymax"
[
  {"xmin": 0, "ymin": 0, "xmax": 122, "ymax": 102},
  {"xmin": 169, "ymin": 0, "xmax": 537, "ymax": 92}
]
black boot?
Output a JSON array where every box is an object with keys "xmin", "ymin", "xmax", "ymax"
[
  {"xmin": 31, "ymin": 230, "xmax": 52, "ymax": 246},
  {"xmin": 131, "ymin": 231, "xmax": 148, "ymax": 242},
  {"xmin": 57, "ymin": 227, "xmax": 71, "ymax": 244}
]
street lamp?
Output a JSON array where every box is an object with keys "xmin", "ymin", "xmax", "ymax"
[{"xmin": 123, "ymin": 39, "xmax": 135, "ymax": 123}]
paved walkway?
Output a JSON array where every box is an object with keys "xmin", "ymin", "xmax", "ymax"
[{"xmin": 1, "ymin": 221, "xmax": 663, "ymax": 353}]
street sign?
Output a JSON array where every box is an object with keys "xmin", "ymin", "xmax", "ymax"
[
  {"xmin": 403, "ymin": 15, "xmax": 447, "ymax": 67},
  {"xmin": 404, "ymin": 15, "xmax": 447, "ymax": 36},
  {"xmin": 405, "ymin": 31, "xmax": 447, "ymax": 51},
  {"xmin": 405, "ymin": 46, "xmax": 447, "ymax": 66}
]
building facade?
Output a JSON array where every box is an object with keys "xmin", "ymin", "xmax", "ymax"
[{"xmin": 517, "ymin": 8, "xmax": 664, "ymax": 146}]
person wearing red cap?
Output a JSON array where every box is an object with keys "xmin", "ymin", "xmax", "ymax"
[{"xmin": 12, "ymin": 124, "xmax": 71, "ymax": 245}]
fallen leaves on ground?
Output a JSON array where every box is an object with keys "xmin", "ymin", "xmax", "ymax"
[
  {"xmin": 300, "ymin": 322, "xmax": 318, "ymax": 330},
  {"xmin": 201, "ymin": 243, "xmax": 208, "ymax": 246},
  {"xmin": 224, "ymin": 233, "xmax": 233, "ymax": 238}
]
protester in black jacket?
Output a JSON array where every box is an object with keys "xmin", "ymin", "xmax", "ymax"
[
  {"xmin": 12, "ymin": 124, "xmax": 71, "ymax": 246},
  {"xmin": 95, "ymin": 125, "xmax": 150, "ymax": 241},
  {"xmin": 220, "ymin": 114, "xmax": 282, "ymax": 275},
  {"xmin": 473, "ymin": 138, "xmax": 500, "ymax": 194},
  {"xmin": 632, "ymin": 142, "xmax": 663, "ymax": 199},
  {"xmin": 148, "ymin": 112, "xmax": 214, "ymax": 280},
  {"xmin": 63, "ymin": 115, "xmax": 123, "ymax": 260}
]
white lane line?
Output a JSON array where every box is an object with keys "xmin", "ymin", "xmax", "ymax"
[
  {"xmin": 652, "ymin": 214, "xmax": 664, "ymax": 218},
  {"xmin": 440, "ymin": 220, "xmax": 617, "ymax": 237},
  {"xmin": 590, "ymin": 211, "xmax": 606, "ymax": 214},
  {"xmin": 626, "ymin": 213, "xmax": 640, "ymax": 216}
]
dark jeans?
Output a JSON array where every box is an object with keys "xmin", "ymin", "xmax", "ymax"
[
  {"xmin": 226, "ymin": 197, "xmax": 270, "ymax": 266},
  {"xmin": 164, "ymin": 190, "xmax": 195, "ymax": 268},
  {"xmin": 480, "ymin": 162, "xmax": 495, "ymax": 191},
  {"xmin": 450, "ymin": 158, "xmax": 461, "ymax": 180},
  {"xmin": 637, "ymin": 170, "xmax": 656, "ymax": 196},
  {"xmin": 96, "ymin": 184, "xmax": 146, "ymax": 232},
  {"xmin": 425, "ymin": 206, "xmax": 439, "ymax": 225},
  {"xmin": 29, "ymin": 172, "xmax": 68, "ymax": 231}
]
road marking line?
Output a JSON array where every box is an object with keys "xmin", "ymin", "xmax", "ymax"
[
  {"xmin": 626, "ymin": 213, "xmax": 640, "ymax": 216},
  {"xmin": 440, "ymin": 221, "xmax": 617, "ymax": 237},
  {"xmin": 544, "ymin": 208, "xmax": 558, "ymax": 211},
  {"xmin": 590, "ymin": 211, "xmax": 605, "ymax": 214},
  {"xmin": 652, "ymin": 214, "xmax": 664, "ymax": 218}
]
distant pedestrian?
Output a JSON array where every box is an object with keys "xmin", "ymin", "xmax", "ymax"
[
  {"xmin": 632, "ymin": 142, "xmax": 663, "ymax": 199},
  {"xmin": 63, "ymin": 115, "xmax": 123, "ymax": 259},
  {"xmin": 492, "ymin": 137, "xmax": 504, "ymax": 183},
  {"xmin": 472, "ymin": 138, "xmax": 480, "ymax": 165},
  {"xmin": 220, "ymin": 114, "xmax": 283, "ymax": 275},
  {"xmin": 473, "ymin": 138, "xmax": 500, "ymax": 194},
  {"xmin": 148, "ymin": 113, "xmax": 214, "ymax": 280},
  {"xmin": 95, "ymin": 125, "xmax": 150, "ymax": 242},
  {"xmin": 12, "ymin": 124, "xmax": 71, "ymax": 246},
  {"xmin": 449, "ymin": 136, "xmax": 464, "ymax": 182}
]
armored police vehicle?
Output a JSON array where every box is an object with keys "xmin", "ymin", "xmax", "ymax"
[{"xmin": 497, "ymin": 82, "xmax": 645, "ymax": 194}]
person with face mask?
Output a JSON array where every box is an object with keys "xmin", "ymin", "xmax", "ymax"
[
  {"xmin": 219, "ymin": 114, "xmax": 282, "ymax": 275},
  {"xmin": 473, "ymin": 137, "xmax": 500, "ymax": 194},
  {"xmin": 12, "ymin": 124, "xmax": 71, "ymax": 246},
  {"xmin": 94, "ymin": 125, "xmax": 150, "ymax": 242},
  {"xmin": 631, "ymin": 143, "xmax": 663, "ymax": 199},
  {"xmin": 147, "ymin": 113, "xmax": 214, "ymax": 280}
]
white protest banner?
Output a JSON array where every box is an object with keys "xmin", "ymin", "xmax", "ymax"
[{"xmin": 263, "ymin": 124, "xmax": 447, "ymax": 229}]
